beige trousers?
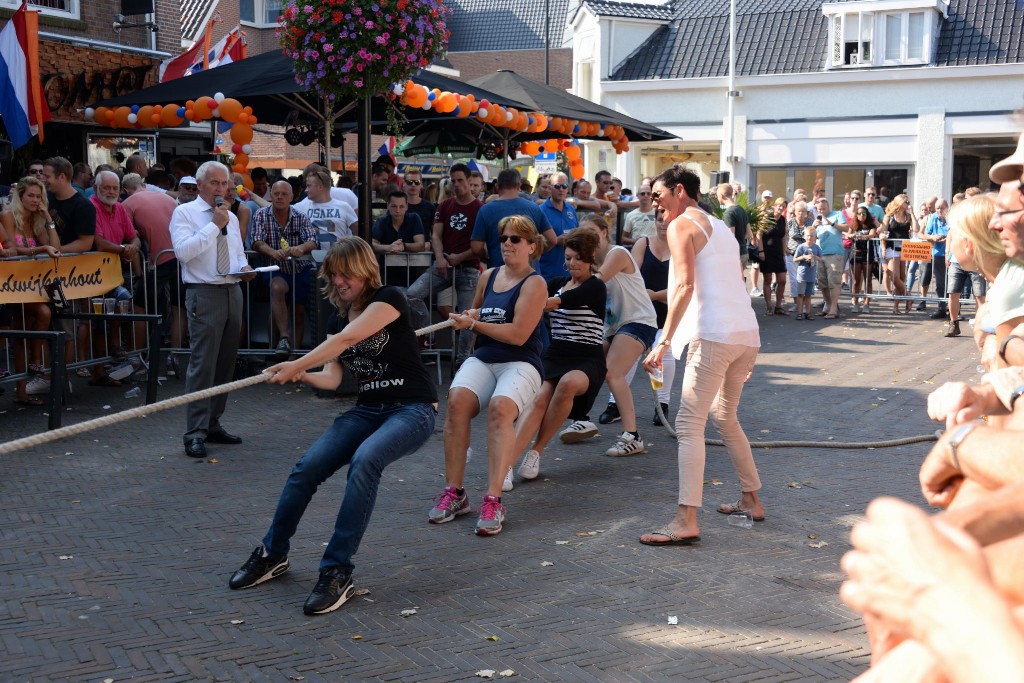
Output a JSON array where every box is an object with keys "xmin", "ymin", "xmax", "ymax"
[{"xmin": 675, "ymin": 338, "xmax": 761, "ymax": 506}]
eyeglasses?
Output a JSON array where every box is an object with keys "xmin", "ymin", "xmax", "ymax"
[
  {"xmin": 406, "ymin": 179, "xmax": 422, "ymax": 186},
  {"xmin": 552, "ymin": 183, "xmax": 569, "ymax": 190},
  {"xmin": 29, "ymin": 168, "xmax": 44, "ymax": 175},
  {"xmin": 866, "ymin": 193, "xmax": 876, "ymax": 197},
  {"xmin": 857, "ymin": 211, "xmax": 869, "ymax": 216},
  {"xmin": 499, "ymin": 234, "xmax": 523, "ymax": 244}
]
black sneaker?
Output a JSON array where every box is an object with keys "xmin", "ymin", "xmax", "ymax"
[
  {"xmin": 275, "ymin": 337, "xmax": 292, "ymax": 357},
  {"xmin": 916, "ymin": 301, "xmax": 927, "ymax": 311},
  {"xmin": 229, "ymin": 546, "xmax": 289, "ymax": 590},
  {"xmin": 303, "ymin": 569, "xmax": 354, "ymax": 615},
  {"xmin": 653, "ymin": 403, "xmax": 670, "ymax": 426},
  {"xmin": 930, "ymin": 309, "xmax": 948, "ymax": 319},
  {"xmin": 598, "ymin": 403, "xmax": 621, "ymax": 425}
]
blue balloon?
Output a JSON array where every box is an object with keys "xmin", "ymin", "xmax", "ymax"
[
  {"xmin": 427, "ymin": 92, "xmax": 436, "ymax": 101},
  {"xmin": 177, "ymin": 107, "xmax": 186, "ymax": 117},
  {"xmin": 131, "ymin": 105, "xmax": 140, "ymax": 113},
  {"xmin": 573, "ymin": 124, "xmax": 580, "ymax": 133},
  {"xmin": 453, "ymin": 106, "xmax": 460, "ymax": 116}
]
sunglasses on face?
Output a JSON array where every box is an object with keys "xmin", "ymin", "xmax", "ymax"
[
  {"xmin": 866, "ymin": 193, "xmax": 876, "ymax": 197},
  {"xmin": 406, "ymin": 179, "xmax": 422, "ymax": 185},
  {"xmin": 552, "ymin": 183, "xmax": 569, "ymax": 190},
  {"xmin": 29, "ymin": 169, "xmax": 44, "ymax": 175},
  {"xmin": 499, "ymin": 234, "xmax": 523, "ymax": 244}
]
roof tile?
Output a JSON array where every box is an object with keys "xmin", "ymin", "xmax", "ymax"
[{"xmin": 444, "ymin": 0, "xmax": 573, "ymax": 52}]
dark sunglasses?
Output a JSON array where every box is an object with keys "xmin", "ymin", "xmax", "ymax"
[
  {"xmin": 552, "ymin": 183, "xmax": 569, "ymax": 190},
  {"xmin": 499, "ymin": 234, "xmax": 523, "ymax": 244},
  {"xmin": 406, "ymin": 179, "xmax": 422, "ymax": 185},
  {"xmin": 29, "ymin": 168, "xmax": 44, "ymax": 174},
  {"xmin": 866, "ymin": 193, "xmax": 876, "ymax": 197}
]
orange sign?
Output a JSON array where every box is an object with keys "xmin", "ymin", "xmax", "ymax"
[
  {"xmin": 900, "ymin": 240, "xmax": 932, "ymax": 262},
  {"xmin": 0, "ymin": 253, "xmax": 125, "ymax": 304}
]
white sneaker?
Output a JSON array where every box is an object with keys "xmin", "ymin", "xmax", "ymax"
[
  {"xmin": 518, "ymin": 450, "xmax": 541, "ymax": 480},
  {"xmin": 605, "ymin": 432, "xmax": 646, "ymax": 457},
  {"xmin": 559, "ymin": 420, "xmax": 599, "ymax": 444},
  {"xmin": 25, "ymin": 376, "xmax": 51, "ymax": 395},
  {"xmin": 750, "ymin": 287, "xmax": 762, "ymax": 297},
  {"xmin": 501, "ymin": 466, "xmax": 514, "ymax": 492}
]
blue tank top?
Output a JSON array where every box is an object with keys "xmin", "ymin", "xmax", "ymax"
[
  {"xmin": 474, "ymin": 268, "xmax": 544, "ymax": 375},
  {"xmin": 639, "ymin": 239, "xmax": 669, "ymax": 327}
]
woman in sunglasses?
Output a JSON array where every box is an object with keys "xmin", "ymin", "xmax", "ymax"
[{"xmin": 429, "ymin": 215, "xmax": 547, "ymax": 536}]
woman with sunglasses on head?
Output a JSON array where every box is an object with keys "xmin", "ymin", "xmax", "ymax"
[
  {"xmin": 429, "ymin": 215, "xmax": 547, "ymax": 536},
  {"xmin": 509, "ymin": 227, "xmax": 607, "ymax": 484},
  {"xmin": 849, "ymin": 205, "xmax": 879, "ymax": 313},
  {"xmin": 0, "ymin": 176, "xmax": 61, "ymax": 405},
  {"xmin": 880, "ymin": 194, "xmax": 919, "ymax": 314},
  {"xmin": 228, "ymin": 237, "xmax": 437, "ymax": 615}
]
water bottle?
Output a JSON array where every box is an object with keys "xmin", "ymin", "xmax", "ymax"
[
  {"xmin": 727, "ymin": 512, "xmax": 754, "ymax": 529},
  {"xmin": 123, "ymin": 386, "xmax": 141, "ymax": 399}
]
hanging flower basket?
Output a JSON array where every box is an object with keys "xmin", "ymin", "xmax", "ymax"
[{"xmin": 277, "ymin": 0, "xmax": 451, "ymax": 102}]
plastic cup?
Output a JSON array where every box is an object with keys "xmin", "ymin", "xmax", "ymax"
[
  {"xmin": 727, "ymin": 513, "xmax": 754, "ymax": 529},
  {"xmin": 117, "ymin": 300, "xmax": 130, "ymax": 314},
  {"xmin": 649, "ymin": 367, "xmax": 664, "ymax": 391},
  {"xmin": 91, "ymin": 298, "xmax": 103, "ymax": 314},
  {"xmin": 103, "ymin": 298, "xmax": 115, "ymax": 314}
]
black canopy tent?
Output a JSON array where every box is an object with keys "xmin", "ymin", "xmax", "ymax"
[{"xmin": 93, "ymin": 50, "xmax": 534, "ymax": 233}]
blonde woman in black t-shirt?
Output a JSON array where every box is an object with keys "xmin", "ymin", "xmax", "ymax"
[{"xmin": 228, "ymin": 237, "xmax": 437, "ymax": 616}]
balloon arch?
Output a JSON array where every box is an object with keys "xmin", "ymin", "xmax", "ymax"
[{"xmin": 85, "ymin": 81, "xmax": 633, "ymax": 186}]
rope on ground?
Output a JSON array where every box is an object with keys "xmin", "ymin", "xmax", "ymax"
[
  {"xmin": 0, "ymin": 319, "xmax": 456, "ymax": 457},
  {"xmin": 652, "ymin": 393, "xmax": 939, "ymax": 449}
]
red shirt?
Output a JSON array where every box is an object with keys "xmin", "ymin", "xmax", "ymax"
[
  {"xmin": 90, "ymin": 195, "xmax": 137, "ymax": 247},
  {"xmin": 121, "ymin": 191, "xmax": 178, "ymax": 265},
  {"xmin": 434, "ymin": 196, "xmax": 482, "ymax": 266}
]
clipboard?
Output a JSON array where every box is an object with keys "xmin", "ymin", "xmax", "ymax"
[{"xmin": 228, "ymin": 265, "xmax": 281, "ymax": 276}]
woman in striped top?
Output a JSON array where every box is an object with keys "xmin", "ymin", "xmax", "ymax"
[{"xmin": 510, "ymin": 227, "xmax": 607, "ymax": 484}]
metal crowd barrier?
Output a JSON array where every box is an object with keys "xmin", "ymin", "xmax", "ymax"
[{"xmin": 837, "ymin": 237, "xmax": 960, "ymax": 306}]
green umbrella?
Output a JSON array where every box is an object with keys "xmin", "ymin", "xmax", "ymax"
[{"xmin": 395, "ymin": 129, "xmax": 479, "ymax": 157}]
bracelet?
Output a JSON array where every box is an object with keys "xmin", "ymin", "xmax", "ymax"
[{"xmin": 999, "ymin": 335, "xmax": 1023, "ymax": 365}]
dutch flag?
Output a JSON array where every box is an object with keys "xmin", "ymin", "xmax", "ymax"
[{"xmin": 0, "ymin": 1, "xmax": 50, "ymax": 149}]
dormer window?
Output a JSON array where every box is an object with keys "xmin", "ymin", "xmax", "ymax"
[{"xmin": 823, "ymin": 0, "xmax": 947, "ymax": 68}]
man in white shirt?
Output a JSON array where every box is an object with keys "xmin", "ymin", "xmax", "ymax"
[
  {"xmin": 302, "ymin": 163, "xmax": 358, "ymax": 214},
  {"xmin": 170, "ymin": 161, "xmax": 255, "ymax": 458},
  {"xmin": 620, "ymin": 183, "xmax": 657, "ymax": 246},
  {"xmin": 294, "ymin": 167, "xmax": 358, "ymax": 241}
]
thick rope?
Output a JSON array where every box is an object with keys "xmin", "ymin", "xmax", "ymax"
[
  {"xmin": 652, "ymin": 391, "xmax": 939, "ymax": 449},
  {"xmin": 0, "ymin": 319, "xmax": 456, "ymax": 457}
]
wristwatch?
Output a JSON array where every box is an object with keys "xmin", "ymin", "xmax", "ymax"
[
  {"xmin": 946, "ymin": 422, "xmax": 977, "ymax": 472},
  {"xmin": 657, "ymin": 338, "xmax": 672, "ymax": 348}
]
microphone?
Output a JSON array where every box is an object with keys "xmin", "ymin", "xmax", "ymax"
[{"xmin": 215, "ymin": 196, "xmax": 224, "ymax": 208}]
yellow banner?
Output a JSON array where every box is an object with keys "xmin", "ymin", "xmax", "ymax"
[{"xmin": 0, "ymin": 253, "xmax": 125, "ymax": 304}]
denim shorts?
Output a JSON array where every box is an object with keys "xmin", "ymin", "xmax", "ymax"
[
  {"xmin": 608, "ymin": 321, "xmax": 658, "ymax": 354},
  {"xmin": 797, "ymin": 280, "xmax": 814, "ymax": 296}
]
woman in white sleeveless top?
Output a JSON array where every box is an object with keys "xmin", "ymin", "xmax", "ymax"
[{"xmin": 640, "ymin": 166, "xmax": 765, "ymax": 546}]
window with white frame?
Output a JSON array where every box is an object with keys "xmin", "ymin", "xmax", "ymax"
[
  {"xmin": 240, "ymin": 0, "xmax": 282, "ymax": 27},
  {"xmin": 1, "ymin": 0, "xmax": 78, "ymax": 19},
  {"xmin": 824, "ymin": 0, "xmax": 946, "ymax": 69}
]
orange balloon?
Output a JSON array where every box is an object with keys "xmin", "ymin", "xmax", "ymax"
[
  {"xmin": 242, "ymin": 175, "xmax": 254, "ymax": 191},
  {"xmin": 565, "ymin": 145, "xmax": 581, "ymax": 161},
  {"xmin": 161, "ymin": 104, "xmax": 184, "ymax": 127},
  {"xmin": 248, "ymin": 116, "xmax": 257, "ymax": 125},
  {"xmin": 230, "ymin": 123, "xmax": 254, "ymax": 145},
  {"xmin": 232, "ymin": 163, "xmax": 246, "ymax": 173},
  {"xmin": 150, "ymin": 113, "xmax": 161, "ymax": 125},
  {"xmin": 543, "ymin": 139, "xmax": 559, "ymax": 153},
  {"xmin": 234, "ymin": 153, "xmax": 250, "ymax": 168},
  {"xmin": 570, "ymin": 165, "xmax": 585, "ymax": 180},
  {"xmin": 193, "ymin": 98, "xmax": 214, "ymax": 120},
  {"xmin": 136, "ymin": 106, "xmax": 154, "ymax": 127},
  {"xmin": 113, "ymin": 107, "xmax": 132, "ymax": 128},
  {"xmin": 237, "ymin": 112, "xmax": 250, "ymax": 124},
  {"xmin": 92, "ymin": 107, "xmax": 109, "ymax": 124},
  {"xmin": 218, "ymin": 98, "xmax": 243, "ymax": 123},
  {"xmin": 522, "ymin": 141, "xmax": 540, "ymax": 156}
]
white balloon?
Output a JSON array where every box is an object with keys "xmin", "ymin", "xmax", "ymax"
[
  {"xmin": 214, "ymin": 92, "xmax": 226, "ymax": 103},
  {"xmin": 85, "ymin": 107, "xmax": 96, "ymax": 120},
  {"xmin": 422, "ymin": 102, "xmax": 431, "ymax": 110},
  {"xmin": 506, "ymin": 111, "xmax": 513, "ymax": 122},
  {"xmin": 392, "ymin": 83, "xmax": 405, "ymax": 96},
  {"xmin": 127, "ymin": 113, "xmax": 138, "ymax": 124},
  {"xmin": 597, "ymin": 128, "xmax": 605, "ymax": 136},
  {"xmin": 478, "ymin": 108, "xmax": 488, "ymax": 118},
  {"xmin": 242, "ymin": 144, "xmax": 252, "ymax": 154}
]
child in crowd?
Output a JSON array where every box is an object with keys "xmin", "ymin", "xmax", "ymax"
[{"xmin": 793, "ymin": 227, "xmax": 821, "ymax": 320}]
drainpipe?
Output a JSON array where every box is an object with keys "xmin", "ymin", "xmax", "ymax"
[{"xmin": 726, "ymin": 0, "xmax": 737, "ymax": 174}]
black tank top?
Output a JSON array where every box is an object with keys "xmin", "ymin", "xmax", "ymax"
[
  {"xmin": 639, "ymin": 239, "xmax": 669, "ymax": 327},
  {"xmin": 887, "ymin": 214, "xmax": 911, "ymax": 244}
]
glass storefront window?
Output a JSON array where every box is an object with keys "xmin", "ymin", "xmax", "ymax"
[
  {"xmin": 754, "ymin": 169, "xmax": 786, "ymax": 201},
  {"xmin": 87, "ymin": 134, "xmax": 157, "ymax": 176},
  {"xmin": 833, "ymin": 169, "xmax": 866, "ymax": 209}
]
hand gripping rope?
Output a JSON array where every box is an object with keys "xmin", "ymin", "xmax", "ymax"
[{"xmin": 0, "ymin": 319, "xmax": 456, "ymax": 457}]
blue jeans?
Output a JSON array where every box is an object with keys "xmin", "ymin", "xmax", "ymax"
[
  {"xmin": 262, "ymin": 402, "xmax": 435, "ymax": 574},
  {"xmin": 406, "ymin": 265, "xmax": 480, "ymax": 361}
]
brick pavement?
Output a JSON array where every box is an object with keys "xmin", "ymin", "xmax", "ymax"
[{"xmin": 0, "ymin": 303, "xmax": 981, "ymax": 682}]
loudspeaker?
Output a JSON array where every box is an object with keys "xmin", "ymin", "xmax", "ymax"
[{"xmin": 121, "ymin": 0, "xmax": 154, "ymax": 16}]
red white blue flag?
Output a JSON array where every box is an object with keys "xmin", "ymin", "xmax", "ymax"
[{"xmin": 0, "ymin": 1, "xmax": 51, "ymax": 149}]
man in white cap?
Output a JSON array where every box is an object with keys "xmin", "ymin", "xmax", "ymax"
[
  {"xmin": 988, "ymin": 133, "xmax": 1024, "ymax": 366},
  {"xmin": 176, "ymin": 176, "xmax": 199, "ymax": 204}
]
